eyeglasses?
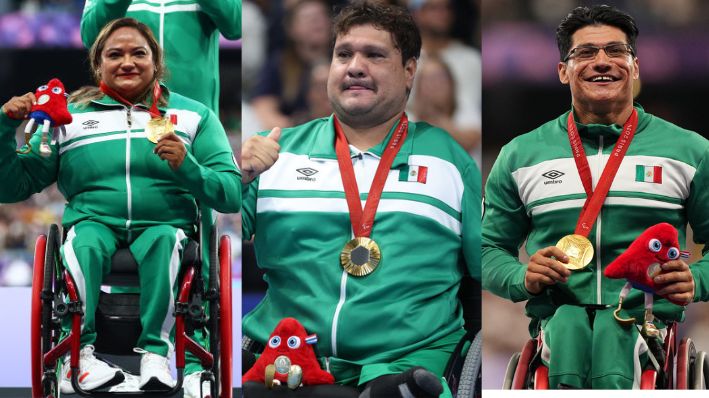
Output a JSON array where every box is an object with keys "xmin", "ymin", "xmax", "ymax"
[{"xmin": 563, "ymin": 43, "xmax": 634, "ymax": 62}]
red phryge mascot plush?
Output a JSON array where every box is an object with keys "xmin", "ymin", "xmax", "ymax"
[
  {"xmin": 20, "ymin": 78, "xmax": 72, "ymax": 157},
  {"xmin": 243, "ymin": 317, "xmax": 334, "ymax": 389},
  {"xmin": 604, "ymin": 223, "xmax": 689, "ymax": 336}
]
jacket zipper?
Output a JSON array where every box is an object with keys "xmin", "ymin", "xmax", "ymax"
[
  {"xmin": 125, "ymin": 107, "xmax": 133, "ymax": 242},
  {"xmin": 329, "ymin": 151, "xmax": 365, "ymax": 357},
  {"xmin": 596, "ymin": 135, "xmax": 603, "ymax": 304}
]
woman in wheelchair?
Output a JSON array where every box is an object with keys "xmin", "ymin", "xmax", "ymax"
[{"xmin": 0, "ymin": 17, "xmax": 240, "ymax": 395}]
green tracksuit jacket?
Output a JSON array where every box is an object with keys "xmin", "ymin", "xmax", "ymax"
[
  {"xmin": 0, "ymin": 89, "xmax": 241, "ymax": 234},
  {"xmin": 242, "ymin": 116, "xmax": 480, "ymax": 384},
  {"xmin": 80, "ymin": 0, "xmax": 242, "ymax": 113},
  {"xmin": 482, "ymin": 105, "xmax": 709, "ymax": 335}
]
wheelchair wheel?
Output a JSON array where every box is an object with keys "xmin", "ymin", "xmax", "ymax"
[
  {"xmin": 677, "ymin": 337, "xmax": 697, "ymax": 389},
  {"xmin": 31, "ymin": 225, "xmax": 61, "ymax": 398},
  {"xmin": 502, "ymin": 352, "xmax": 520, "ymax": 389},
  {"xmin": 208, "ymin": 226, "xmax": 221, "ymax": 398},
  {"xmin": 207, "ymin": 227, "xmax": 233, "ymax": 398},
  {"xmin": 456, "ymin": 331, "xmax": 482, "ymax": 398},
  {"xmin": 218, "ymin": 235, "xmax": 233, "ymax": 398},
  {"xmin": 692, "ymin": 351, "xmax": 708, "ymax": 389}
]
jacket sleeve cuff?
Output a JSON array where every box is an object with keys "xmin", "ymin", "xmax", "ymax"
[
  {"xmin": 0, "ymin": 109, "xmax": 23, "ymax": 135},
  {"xmin": 509, "ymin": 267, "xmax": 535, "ymax": 302}
]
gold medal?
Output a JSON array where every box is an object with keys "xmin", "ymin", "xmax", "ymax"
[
  {"xmin": 340, "ymin": 237, "xmax": 381, "ymax": 276},
  {"xmin": 145, "ymin": 116, "xmax": 174, "ymax": 143},
  {"xmin": 555, "ymin": 234, "xmax": 594, "ymax": 270}
]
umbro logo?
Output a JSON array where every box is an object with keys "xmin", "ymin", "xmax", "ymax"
[
  {"xmin": 82, "ymin": 119, "xmax": 99, "ymax": 130},
  {"xmin": 542, "ymin": 170, "xmax": 564, "ymax": 185},
  {"xmin": 297, "ymin": 168, "xmax": 318, "ymax": 177},
  {"xmin": 296, "ymin": 167, "xmax": 318, "ymax": 181}
]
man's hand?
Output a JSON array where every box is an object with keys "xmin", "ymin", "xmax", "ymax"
[
  {"xmin": 2, "ymin": 93, "xmax": 36, "ymax": 120},
  {"xmin": 525, "ymin": 246, "xmax": 572, "ymax": 295},
  {"xmin": 654, "ymin": 260, "xmax": 694, "ymax": 306},
  {"xmin": 154, "ymin": 133, "xmax": 187, "ymax": 170},
  {"xmin": 241, "ymin": 127, "xmax": 281, "ymax": 183}
]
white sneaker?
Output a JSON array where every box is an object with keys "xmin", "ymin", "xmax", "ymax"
[
  {"xmin": 183, "ymin": 371, "xmax": 214, "ymax": 398},
  {"xmin": 59, "ymin": 345, "xmax": 125, "ymax": 394},
  {"xmin": 136, "ymin": 349, "xmax": 176, "ymax": 391}
]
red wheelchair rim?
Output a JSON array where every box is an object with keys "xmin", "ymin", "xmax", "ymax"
[
  {"xmin": 31, "ymin": 235, "xmax": 47, "ymax": 397},
  {"xmin": 219, "ymin": 235, "xmax": 233, "ymax": 398}
]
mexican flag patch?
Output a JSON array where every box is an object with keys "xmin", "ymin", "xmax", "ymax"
[
  {"xmin": 399, "ymin": 165, "xmax": 428, "ymax": 183},
  {"xmin": 635, "ymin": 165, "xmax": 662, "ymax": 183}
]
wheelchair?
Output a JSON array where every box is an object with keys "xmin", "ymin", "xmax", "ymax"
[
  {"xmin": 241, "ymin": 263, "xmax": 482, "ymax": 398},
  {"xmin": 30, "ymin": 223, "xmax": 234, "ymax": 397},
  {"xmin": 502, "ymin": 319, "xmax": 709, "ymax": 389}
]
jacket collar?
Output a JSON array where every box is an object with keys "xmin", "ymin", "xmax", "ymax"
[
  {"xmin": 90, "ymin": 82, "xmax": 171, "ymax": 114},
  {"xmin": 308, "ymin": 114, "xmax": 413, "ymax": 168},
  {"xmin": 561, "ymin": 103, "xmax": 650, "ymax": 140}
]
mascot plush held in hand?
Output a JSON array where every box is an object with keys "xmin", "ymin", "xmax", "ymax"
[
  {"xmin": 243, "ymin": 317, "xmax": 334, "ymax": 389},
  {"xmin": 604, "ymin": 223, "xmax": 689, "ymax": 337},
  {"xmin": 18, "ymin": 78, "xmax": 72, "ymax": 157}
]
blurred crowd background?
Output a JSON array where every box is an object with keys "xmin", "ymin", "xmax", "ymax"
[
  {"xmin": 240, "ymin": 0, "xmax": 481, "ymax": 313},
  {"xmin": 0, "ymin": 0, "xmax": 243, "ymax": 287},
  {"xmin": 481, "ymin": 0, "xmax": 709, "ymax": 389}
]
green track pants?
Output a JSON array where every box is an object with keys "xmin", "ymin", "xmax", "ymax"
[
  {"xmin": 61, "ymin": 220, "xmax": 187, "ymax": 356},
  {"xmin": 541, "ymin": 304, "xmax": 649, "ymax": 389}
]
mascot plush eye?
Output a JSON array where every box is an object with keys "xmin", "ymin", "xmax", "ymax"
[
  {"xmin": 287, "ymin": 336, "xmax": 301, "ymax": 349},
  {"xmin": 37, "ymin": 85, "xmax": 48, "ymax": 91},
  {"xmin": 648, "ymin": 239, "xmax": 662, "ymax": 252},
  {"xmin": 52, "ymin": 87, "xmax": 63, "ymax": 94},
  {"xmin": 667, "ymin": 247, "xmax": 680, "ymax": 260},
  {"xmin": 268, "ymin": 336, "xmax": 281, "ymax": 348}
]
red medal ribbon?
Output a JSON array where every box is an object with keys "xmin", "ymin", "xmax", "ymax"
[
  {"xmin": 99, "ymin": 80, "xmax": 162, "ymax": 119},
  {"xmin": 567, "ymin": 108, "xmax": 638, "ymax": 236},
  {"xmin": 334, "ymin": 113, "xmax": 408, "ymax": 238}
]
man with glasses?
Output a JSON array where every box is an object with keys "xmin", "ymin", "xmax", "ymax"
[{"xmin": 483, "ymin": 5, "xmax": 708, "ymax": 389}]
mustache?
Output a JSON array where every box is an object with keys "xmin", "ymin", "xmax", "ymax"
[{"xmin": 342, "ymin": 79, "xmax": 375, "ymax": 90}]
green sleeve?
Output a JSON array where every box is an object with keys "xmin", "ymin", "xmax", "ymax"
[
  {"xmin": 173, "ymin": 109, "xmax": 241, "ymax": 213},
  {"xmin": 686, "ymin": 145, "xmax": 709, "ymax": 302},
  {"xmin": 462, "ymin": 161, "xmax": 482, "ymax": 281},
  {"xmin": 0, "ymin": 112, "xmax": 59, "ymax": 202},
  {"xmin": 241, "ymin": 177, "xmax": 258, "ymax": 241},
  {"xmin": 197, "ymin": 0, "xmax": 242, "ymax": 40},
  {"xmin": 481, "ymin": 144, "xmax": 534, "ymax": 302},
  {"xmin": 80, "ymin": 0, "xmax": 132, "ymax": 48}
]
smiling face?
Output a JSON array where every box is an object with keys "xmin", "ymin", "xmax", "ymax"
[
  {"xmin": 327, "ymin": 24, "xmax": 416, "ymax": 129},
  {"xmin": 558, "ymin": 24, "xmax": 639, "ymax": 121},
  {"xmin": 99, "ymin": 27, "xmax": 155, "ymax": 102}
]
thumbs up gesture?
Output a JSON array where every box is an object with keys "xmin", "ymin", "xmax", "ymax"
[{"xmin": 241, "ymin": 127, "xmax": 282, "ymax": 183}]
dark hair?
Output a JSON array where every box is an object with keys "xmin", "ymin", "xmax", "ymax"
[
  {"xmin": 556, "ymin": 5, "xmax": 638, "ymax": 62},
  {"xmin": 332, "ymin": 1, "xmax": 421, "ymax": 65}
]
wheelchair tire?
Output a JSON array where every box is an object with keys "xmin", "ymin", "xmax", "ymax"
[
  {"xmin": 677, "ymin": 337, "xmax": 697, "ymax": 389},
  {"xmin": 208, "ymin": 226, "xmax": 222, "ymax": 398},
  {"xmin": 219, "ymin": 235, "xmax": 233, "ymax": 398},
  {"xmin": 32, "ymin": 225, "xmax": 61, "ymax": 398},
  {"xmin": 456, "ymin": 331, "xmax": 482, "ymax": 398},
  {"xmin": 502, "ymin": 352, "xmax": 520, "ymax": 390},
  {"xmin": 692, "ymin": 351, "xmax": 708, "ymax": 389},
  {"xmin": 31, "ymin": 234, "xmax": 48, "ymax": 398}
]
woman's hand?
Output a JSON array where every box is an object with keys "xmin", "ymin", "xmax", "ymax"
[
  {"xmin": 154, "ymin": 133, "xmax": 186, "ymax": 170},
  {"xmin": 1, "ymin": 93, "xmax": 36, "ymax": 120}
]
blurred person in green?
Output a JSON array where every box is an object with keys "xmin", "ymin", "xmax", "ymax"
[{"xmin": 80, "ymin": 0, "xmax": 242, "ymax": 114}]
